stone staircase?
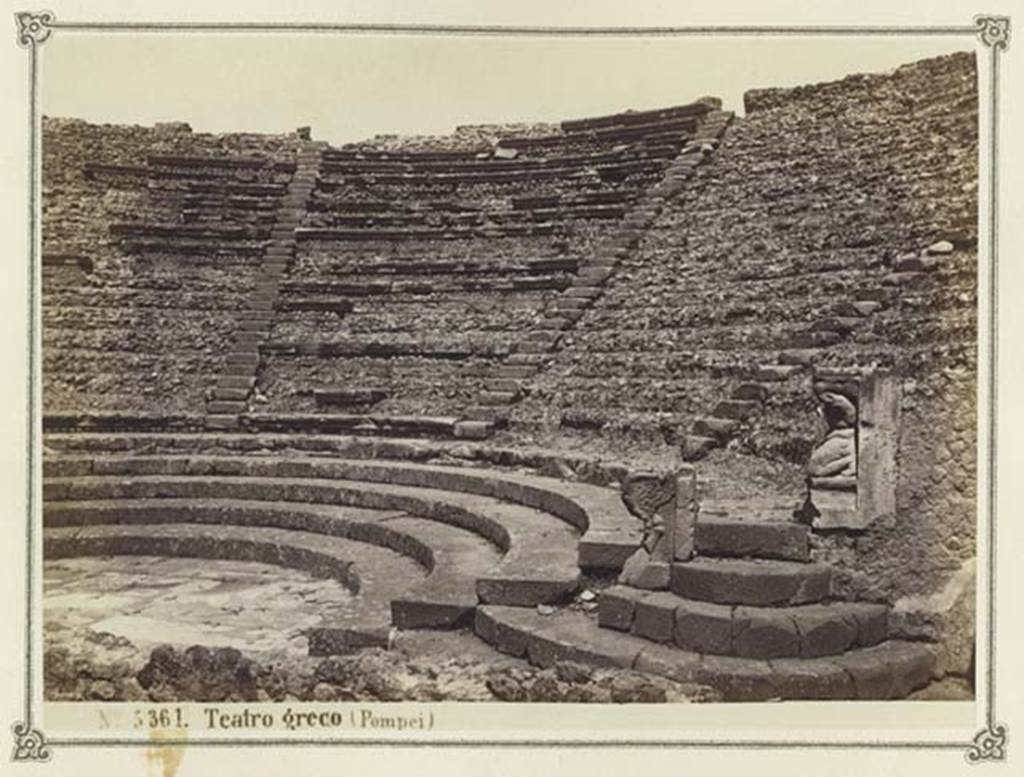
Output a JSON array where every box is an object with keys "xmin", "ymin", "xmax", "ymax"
[
  {"xmin": 468, "ymin": 108, "xmax": 735, "ymax": 423},
  {"xmin": 475, "ymin": 515, "xmax": 936, "ymax": 700},
  {"xmin": 205, "ymin": 142, "xmax": 324, "ymax": 430}
]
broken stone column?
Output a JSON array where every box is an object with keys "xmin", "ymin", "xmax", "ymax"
[{"xmin": 618, "ymin": 466, "xmax": 697, "ymax": 589}]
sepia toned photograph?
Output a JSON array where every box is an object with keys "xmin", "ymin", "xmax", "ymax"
[
  {"xmin": 34, "ymin": 27, "xmax": 983, "ymax": 711},
  {"xmin": 6, "ymin": 6, "xmax": 1021, "ymax": 771}
]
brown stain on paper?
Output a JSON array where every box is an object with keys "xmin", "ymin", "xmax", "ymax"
[{"xmin": 146, "ymin": 728, "xmax": 187, "ymax": 777}]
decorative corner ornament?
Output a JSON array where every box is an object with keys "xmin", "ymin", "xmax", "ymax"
[
  {"xmin": 965, "ymin": 722, "xmax": 1008, "ymax": 764},
  {"xmin": 15, "ymin": 10, "xmax": 54, "ymax": 47},
  {"xmin": 975, "ymin": 15, "xmax": 1011, "ymax": 49},
  {"xmin": 11, "ymin": 721, "xmax": 52, "ymax": 762}
]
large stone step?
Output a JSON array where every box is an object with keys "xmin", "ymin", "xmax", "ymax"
[
  {"xmin": 43, "ymin": 453, "xmax": 639, "ymax": 572},
  {"xmin": 44, "ymin": 472, "xmax": 581, "ymax": 607},
  {"xmin": 598, "ymin": 585, "xmax": 887, "ymax": 658},
  {"xmin": 475, "ymin": 605, "xmax": 936, "ymax": 701},
  {"xmin": 44, "ymin": 498, "xmax": 500, "ymax": 631},
  {"xmin": 670, "ymin": 557, "xmax": 832, "ymax": 606},
  {"xmin": 695, "ymin": 519, "xmax": 809, "ymax": 562}
]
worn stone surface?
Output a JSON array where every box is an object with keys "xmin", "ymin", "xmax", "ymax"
[
  {"xmin": 694, "ymin": 519, "xmax": 809, "ymax": 562},
  {"xmin": 42, "ymin": 118, "xmax": 301, "ymax": 415}
]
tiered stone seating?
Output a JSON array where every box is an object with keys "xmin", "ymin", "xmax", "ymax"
[
  {"xmin": 42, "ymin": 119, "xmax": 300, "ymax": 419},
  {"xmin": 467, "ymin": 110, "xmax": 734, "ymax": 421},
  {"xmin": 512, "ymin": 55, "xmax": 978, "ymax": 459},
  {"xmin": 257, "ymin": 100, "xmax": 716, "ymax": 425}
]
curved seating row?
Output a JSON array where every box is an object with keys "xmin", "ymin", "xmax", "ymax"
[{"xmin": 43, "ymin": 453, "xmax": 641, "ymax": 571}]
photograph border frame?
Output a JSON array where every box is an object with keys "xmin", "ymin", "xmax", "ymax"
[{"xmin": 9, "ymin": 10, "xmax": 1011, "ymax": 763}]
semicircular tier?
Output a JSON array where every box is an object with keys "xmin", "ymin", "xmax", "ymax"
[{"xmin": 43, "ymin": 451, "xmax": 644, "ymax": 647}]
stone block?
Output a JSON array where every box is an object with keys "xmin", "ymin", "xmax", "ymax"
[
  {"xmin": 835, "ymin": 300, "xmax": 882, "ymax": 317},
  {"xmin": 731, "ymin": 382, "xmax": 769, "ymax": 401},
  {"xmin": 692, "ymin": 417, "xmax": 738, "ymax": 440},
  {"xmin": 671, "ymin": 558, "xmax": 831, "ymax": 606},
  {"xmin": 632, "ymin": 591, "xmax": 679, "ymax": 643},
  {"xmin": 674, "ymin": 599, "xmax": 732, "ymax": 654},
  {"xmin": 695, "ymin": 655, "xmax": 779, "ymax": 702},
  {"xmin": 894, "ymin": 254, "xmax": 939, "ymax": 272},
  {"xmin": 476, "ymin": 573, "xmax": 579, "ymax": 606},
  {"xmin": 731, "ymin": 607, "xmax": 800, "ymax": 658},
  {"xmin": 694, "ymin": 520, "xmax": 809, "ymax": 562},
  {"xmin": 681, "ymin": 435, "xmax": 718, "ymax": 461},
  {"xmin": 767, "ymin": 658, "xmax": 855, "ymax": 700},
  {"xmin": 851, "ymin": 603, "xmax": 889, "ymax": 648},
  {"xmin": 778, "ymin": 349, "xmax": 819, "ymax": 366},
  {"xmin": 217, "ymin": 375, "xmax": 256, "ymax": 390},
  {"xmin": 211, "ymin": 387, "xmax": 249, "ymax": 402},
  {"xmin": 577, "ymin": 534, "xmax": 637, "ymax": 572},
  {"xmin": 453, "ymin": 420, "xmax": 493, "ymax": 440},
  {"xmin": 207, "ymin": 400, "xmax": 247, "ymax": 415},
  {"xmin": 796, "ymin": 605, "xmax": 860, "ymax": 658},
  {"xmin": 391, "ymin": 598, "xmax": 475, "ymax": 630},
  {"xmin": 597, "ymin": 586, "xmax": 647, "ymax": 631},
  {"xmin": 478, "ymin": 390, "xmax": 518, "ymax": 406},
  {"xmin": 830, "ymin": 642, "xmax": 934, "ymax": 700},
  {"xmin": 205, "ymin": 414, "xmax": 241, "ymax": 431},
  {"xmin": 485, "ymin": 379, "xmax": 523, "ymax": 395}
]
